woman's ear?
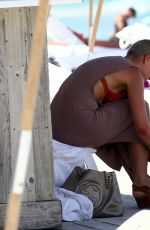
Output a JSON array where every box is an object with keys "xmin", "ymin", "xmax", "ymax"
[{"xmin": 142, "ymin": 54, "xmax": 150, "ymax": 64}]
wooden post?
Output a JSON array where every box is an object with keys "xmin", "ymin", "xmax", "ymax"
[
  {"xmin": 0, "ymin": 3, "xmax": 61, "ymax": 230},
  {"xmin": 0, "ymin": 0, "xmax": 83, "ymax": 229},
  {"xmin": 88, "ymin": 0, "xmax": 103, "ymax": 55},
  {"xmin": 4, "ymin": 1, "xmax": 51, "ymax": 230}
]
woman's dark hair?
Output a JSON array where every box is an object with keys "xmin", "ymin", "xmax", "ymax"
[{"xmin": 127, "ymin": 39, "xmax": 150, "ymax": 58}]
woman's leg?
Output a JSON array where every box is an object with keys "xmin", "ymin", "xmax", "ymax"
[
  {"xmin": 128, "ymin": 143, "xmax": 150, "ymax": 187},
  {"xmin": 127, "ymin": 143, "xmax": 150, "ymax": 209}
]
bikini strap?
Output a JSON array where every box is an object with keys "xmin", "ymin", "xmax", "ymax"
[{"xmin": 100, "ymin": 78, "xmax": 109, "ymax": 94}]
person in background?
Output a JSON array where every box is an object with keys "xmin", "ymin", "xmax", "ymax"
[
  {"xmin": 51, "ymin": 39, "xmax": 150, "ymax": 210},
  {"xmin": 110, "ymin": 7, "xmax": 137, "ymax": 40}
]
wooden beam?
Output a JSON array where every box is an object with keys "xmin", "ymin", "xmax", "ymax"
[{"xmin": 1, "ymin": 200, "xmax": 61, "ymax": 229}]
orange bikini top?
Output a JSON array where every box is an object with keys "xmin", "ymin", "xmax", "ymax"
[{"xmin": 100, "ymin": 78, "xmax": 126, "ymax": 102}]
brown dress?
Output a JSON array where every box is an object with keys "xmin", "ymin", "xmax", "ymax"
[{"xmin": 50, "ymin": 56, "xmax": 150, "ymax": 171}]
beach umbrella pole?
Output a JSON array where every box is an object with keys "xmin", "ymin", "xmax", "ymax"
[
  {"xmin": 88, "ymin": 0, "xmax": 103, "ymax": 57},
  {"xmin": 4, "ymin": 1, "xmax": 50, "ymax": 230},
  {"xmin": 88, "ymin": 0, "xmax": 93, "ymax": 46}
]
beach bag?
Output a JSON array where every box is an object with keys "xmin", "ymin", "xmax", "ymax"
[{"xmin": 62, "ymin": 166, "xmax": 124, "ymax": 218}]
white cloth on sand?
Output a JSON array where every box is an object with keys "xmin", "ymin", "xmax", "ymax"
[
  {"xmin": 53, "ymin": 139, "xmax": 96, "ymax": 187},
  {"xmin": 56, "ymin": 187, "xmax": 93, "ymax": 221},
  {"xmin": 53, "ymin": 139, "xmax": 96, "ymax": 221}
]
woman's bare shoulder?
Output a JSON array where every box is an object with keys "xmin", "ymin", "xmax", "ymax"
[
  {"xmin": 114, "ymin": 66, "xmax": 143, "ymax": 85},
  {"xmin": 124, "ymin": 66, "xmax": 143, "ymax": 84},
  {"xmin": 105, "ymin": 65, "xmax": 142, "ymax": 85}
]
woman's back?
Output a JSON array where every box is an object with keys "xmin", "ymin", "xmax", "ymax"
[{"xmin": 50, "ymin": 56, "xmax": 135, "ymax": 147}]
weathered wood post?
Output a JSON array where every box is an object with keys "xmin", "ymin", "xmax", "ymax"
[
  {"xmin": 0, "ymin": 1, "xmax": 63, "ymax": 229},
  {"xmin": 0, "ymin": 0, "xmax": 82, "ymax": 228}
]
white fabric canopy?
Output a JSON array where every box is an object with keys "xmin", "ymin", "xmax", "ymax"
[{"xmin": 0, "ymin": 0, "xmax": 82, "ymax": 8}]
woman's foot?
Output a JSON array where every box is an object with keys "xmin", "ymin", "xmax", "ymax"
[{"xmin": 132, "ymin": 184, "xmax": 150, "ymax": 209}]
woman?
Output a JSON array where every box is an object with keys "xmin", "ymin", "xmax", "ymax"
[{"xmin": 51, "ymin": 39, "xmax": 150, "ymax": 209}]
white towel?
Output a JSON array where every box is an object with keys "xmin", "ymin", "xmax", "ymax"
[
  {"xmin": 52, "ymin": 139, "xmax": 96, "ymax": 221},
  {"xmin": 56, "ymin": 187, "xmax": 93, "ymax": 221},
  {"xmin": 116, "ymin": 23, "xmax": 150, "ymax": 49},
  {"xmin": 53, "ymin": 139, "xmax": 96, "ymax": 187}
]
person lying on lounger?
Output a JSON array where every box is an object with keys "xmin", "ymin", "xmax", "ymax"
[{"xmin": 51, "ymin": 39, "xmax": 150, "ymax": 210}]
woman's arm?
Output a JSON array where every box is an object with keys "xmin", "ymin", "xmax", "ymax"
[{"xmin": 126, "ymin": 67, "xmax": 150, "ymax": 148}]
